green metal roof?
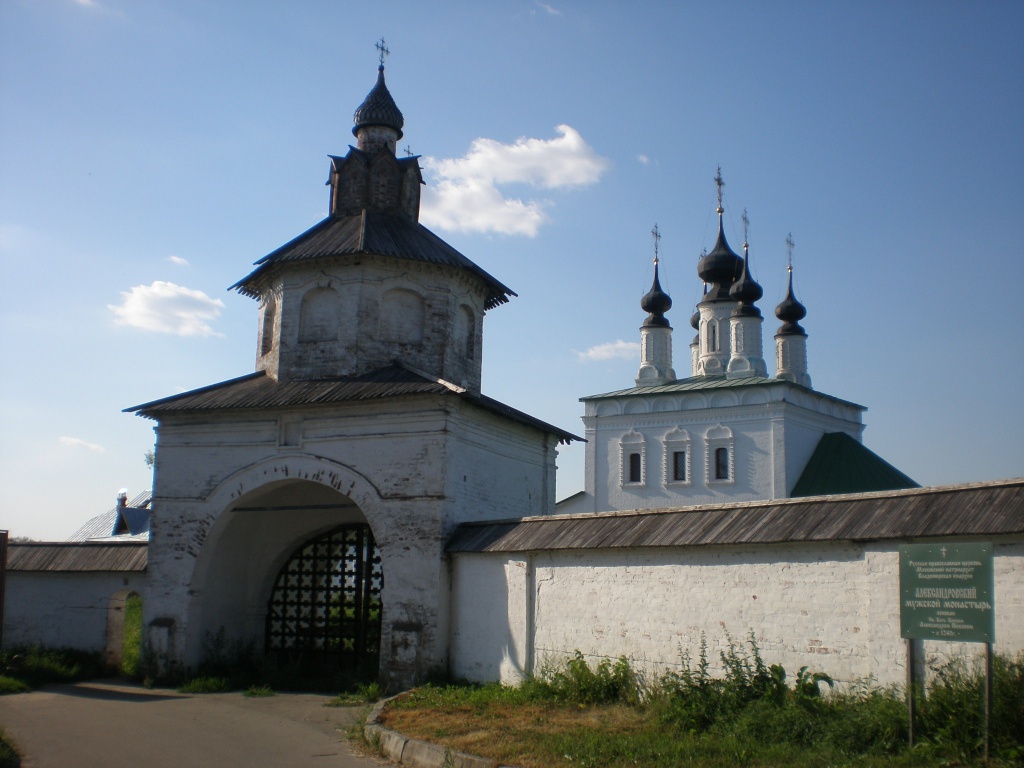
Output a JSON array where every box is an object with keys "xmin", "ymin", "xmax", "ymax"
[
  {"xmin": 791, "ymin": 432, "xmax": 918, "ymax": 497},
  {"xmin": 581, "ymin": 374, "xmax": 865, "ymax": 411}
]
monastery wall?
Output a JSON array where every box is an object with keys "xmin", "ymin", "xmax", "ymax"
[
  {"xmin": 449, "ymin": 539, "xmax": 1024, "ymax": 688},
  {"xmin": 2, "ymin": 571, "xmax": 145, "ymax": 652}
]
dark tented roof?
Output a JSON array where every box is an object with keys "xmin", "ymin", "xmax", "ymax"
[
  {"xmin": 126, "ymin": 363, "xmax": 580, "ymax": 444},
  {"xmin": 447, "ymin": 479, "xmax": 1024, "ymax": 553},
  {"xmin": 7, "ymin": 542, "xmax": 148, "ymax": 572},
  {"xmin": 231, "ymin": 210, "xmax": 515, "ymax": 310},
  {"xmin": 791, "ymin": 432, "xmax": 919, "ymax": 497}
]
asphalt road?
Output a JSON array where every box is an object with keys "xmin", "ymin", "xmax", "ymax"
[{"xmin": 0, "ymin": 679, "xmax": 389, "ymax": 768}]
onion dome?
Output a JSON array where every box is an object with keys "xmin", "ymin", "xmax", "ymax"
[
  {"xmin": 352, "ymin": 65, "xmax": 404, "ymax": 139},
  {"xmin": 698, "ymin": 214, "xmax": 743, "ymax": 302},
  {"xmin": 730, "ymin": 243, "xmax": 763, "ymax": 317},
  {"xmin": 641, "ymin": 262, "xmax": 672, "ymax": 327},
  {"xmin": 775, "ymin": 267, "xmax": 807, "ymax": 336}
]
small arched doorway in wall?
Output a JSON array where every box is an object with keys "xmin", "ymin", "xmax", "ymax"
[
  {"xmin": 105, "ymin": 590, "xmax": 142, "ymax": 675},
  {"xmin": 265, "ymin": 523, "xmax": 383, "ymax": 677}
]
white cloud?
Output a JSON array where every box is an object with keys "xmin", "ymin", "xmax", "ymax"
[
  {"xmin": 109, "ymin": 280, "xmax": 224, "ymax": 337},
  {"xmin": 59, "ymin": 436, "xmax": 105, "ymax": 453},
  {"xmin": 637, "ymin": 154, "xmax": 650, "ymax": 165},
  {"xmin": 420, "ymin": 125, "xmax": 608, "ymax": 237},
  {"xmin": 575, "ymin": 340, "xmax": 640, "ymax": 362},
  {"xmin": 535, "ymin": 2, "xmax": 563, "ymax": 16},
  {"xmin": 167, "ymin": 255, "xmax": 190, "ymax": 266}
]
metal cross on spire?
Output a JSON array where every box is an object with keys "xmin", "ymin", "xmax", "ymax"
[
  {"xmin": 714, "ymin": 166, "xmax": 725, "ymax": 213},
  {"xmin": 651, "ymin": 223, "xmax": 661, "ymax": 265},
  {"xmin": 375, "ymin": 37, "xmax": 390, "ymax": 67},
  {"xmin": 786, "ymin": 232, "xmax": 795, "ymax": 271},
  {"xmin": 742, "ymin": 208, "xmax": 750, "ymax": 250}
]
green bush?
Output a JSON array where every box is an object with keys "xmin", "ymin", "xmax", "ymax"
[
  {"xmin": 537, "ymin": 651, "xmax": 643, "ymax": 706},
  {"xmin": 917, "ymin": 652, "xmax": 1024, "ymax": 763}
]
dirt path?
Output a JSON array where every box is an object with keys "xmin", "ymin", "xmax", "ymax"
[{"xmin": 0, "ymin": 679, "xmax": 388, "ymax": 768}]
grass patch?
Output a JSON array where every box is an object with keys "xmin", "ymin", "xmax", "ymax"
[
  {"xmin": 177, "ymin": 676, "xmax": 232, "ymax": 694},
  {"xmin": 0, "ymin": 727, "xmax": 19, "ymax": 768},
  {"xmin": 243, "ymin": 685, "xmax": 275, "ymax": 698},
  {"xmin": 379, "ymin": 641, "xmax": 1024, "ymax": 768},
  {"xmin": 327, "ymin": 681, "xmax": 384, "ymax": 707},
  {"xmin": 0, "ymin": 647, "xmax": 105, "ymax": 692},
  {"xmin": 0, "ymin": 677, "xmax": 30, "ymax": 696},
  {"xmin": 120, "ymin": 593, "xmax": 143, "ymax": 678}
]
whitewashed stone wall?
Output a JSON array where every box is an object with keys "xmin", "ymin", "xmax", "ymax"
[
  {"xmin": 449, "ymin": 539, "xmax": 1024, "ymax": 688},
  {"xmin": 3, "ymin": 571, "xmax": 145, "ymax": 652}
]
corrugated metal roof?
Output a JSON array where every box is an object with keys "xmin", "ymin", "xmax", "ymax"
[
  {"xmin": 230, "ymin": 210, "xmax": 516, "ymax": 310},
  {"xmin": 582, "ymin": 374, "xmax": 865, "ymax": 411},
  {"xmin": 7, "ymin": 542, "xmax": 148, "ymax": 572},
  {"xmin": 68, "ymin": 491, "xmax": 152, "ymax": 542},
  {"xmin": 791, "ymin": 432, "xmax": 919, "ymax": 497},
  {"xmin": 126, "ymin": 363, "xmax": 581, "ymax": 444},
  {"xmin": 446, "ymin": 478, "xmax": 1024, "ymax": 553}
]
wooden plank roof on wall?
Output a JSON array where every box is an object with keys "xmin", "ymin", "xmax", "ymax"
[
  {"xmin": 447, "ymin": 478, "xmax": 1024, "ymax": 553},
  {"xmin": 6, "ymin": 542, "xmax": 147, "ymax": 572}
]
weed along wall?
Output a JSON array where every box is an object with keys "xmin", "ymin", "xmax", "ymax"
[{"xmin": 446, "ymin": 485, "xmax": 1024, "ymax": 689}]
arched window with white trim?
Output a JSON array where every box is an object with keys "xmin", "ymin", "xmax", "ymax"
[
  {"xmin": 705, "ymin": 424, "xmax": 735, "ymax": 485},
  {"xmin": 663, "ymin": 427, "xmax": 691, "ymax": 486},
  {"xmin": 619, "ymin": 430, "xmax": 646, "ymax": 487}
]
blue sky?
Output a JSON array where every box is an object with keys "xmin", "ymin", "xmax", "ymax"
[{"xmin": 2, "ymin": 0, "xmax": 1022, "ymax": 540}]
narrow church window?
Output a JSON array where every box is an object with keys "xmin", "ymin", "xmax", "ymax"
[
  {"xmin": 458, "ymin": 305, "xmax": 475, "ymax": 360},
  {"xmin": 708, "ymin": 321, "xmax": 717, "ymax": 352},
  {"xmin": 260, "ymin": 297, "xmax": 276, "ymax": 356},
  {"xmin": 629, "ymin": 452, "xmax": 642, "ymax": 483},
  {"xmin": 620, "ymin": 430, "xmax": 645, "ymax": 487},
  {"xmin": 673, "ymin": 451, "xmax": 687, "ymax": 482},
  {"xmin": 715, "ymin": 447, "xmax": 730, "ymax": 480}
]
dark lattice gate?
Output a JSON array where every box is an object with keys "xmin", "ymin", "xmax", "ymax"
[{"xmin": 265, "ymin": 524, "xmax": 382, "ymax": 672}]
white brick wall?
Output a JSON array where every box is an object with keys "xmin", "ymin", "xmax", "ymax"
[
  {"xmin": 3, "ymin": 571, "xmax": 145, "ymax": 652},
  {"xmin": 450, "ymin": 539, "xmax": 1024, "ymax": 688}
]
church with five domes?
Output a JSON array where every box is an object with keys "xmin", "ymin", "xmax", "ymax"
[{"xmin": 558, "ymin": 172, "xmax": 917, "ymax": 515}]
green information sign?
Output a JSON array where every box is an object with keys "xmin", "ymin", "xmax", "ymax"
[{"xmin": 900, "ymin": 543, "xmax": 994, "ymax": 643}]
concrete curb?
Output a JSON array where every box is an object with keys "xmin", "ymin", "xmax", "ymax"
[{"xmin": 364, "ymin": 695, "xmax": 516, "ymax": 768}]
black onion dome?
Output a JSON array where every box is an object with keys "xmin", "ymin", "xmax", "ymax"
[
  {"xmin": 641, "ymin": 263, "xmax": 672, "ymax": 327},
  {"xmin": 698, "ymin": 217, "xmax": 743, "ymax": 302},
  {"xmin": 775, "ymin": 270, "xmax": 807, "ymax": 336},
  {"xmin": 352, "ymin": 66, "xmax": 404, "ymax": 139},
  {"xmin": 730, "ymin": 247, "xmax": 763, "ymax": 317},
  {"xmin": 690, "ymin": 308, "xmax": 700, "ymax": 330}
]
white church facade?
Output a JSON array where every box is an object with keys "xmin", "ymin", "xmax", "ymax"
[{"xmin": 560, "ymin": 179, "xmax": 916, "ymax": 515}]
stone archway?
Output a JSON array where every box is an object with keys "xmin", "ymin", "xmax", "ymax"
[
  {"xmin": 265, "ymin": 523, "xmax": 382, "ymax": 676},
  {"xmin": 185, "ymin": 475, "xmax": 385, "ymax": 681}
]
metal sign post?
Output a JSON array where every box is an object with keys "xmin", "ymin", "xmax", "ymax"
[{"xmin": 899, "ymin": 543, "xmax": 994, "ymax": 757}]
